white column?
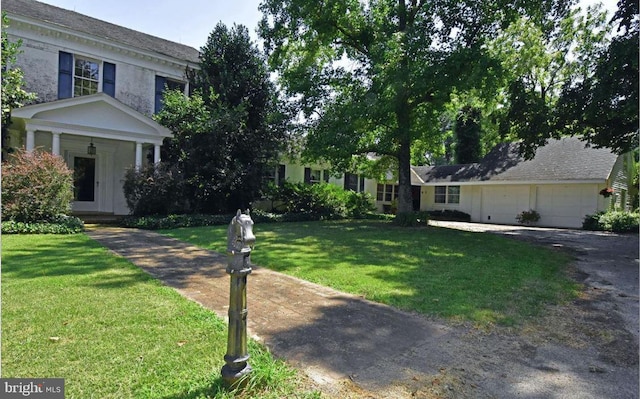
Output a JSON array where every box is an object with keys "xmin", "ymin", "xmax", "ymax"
[
  {"xmin": 51, "ymin": 131, "xmax": 61, "ymax": 155},
  {"xmin": 154, "ymin": 144, "xmax": 161, "ymax": 164},
  {"xmin": 26, "ymin": 130, "xmax": 35, "ymax": 152},
  {"xmin": 135, "ymin": 142, "xmax": 143, "ymax": 169}
]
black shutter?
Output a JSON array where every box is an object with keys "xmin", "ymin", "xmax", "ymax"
[
  {"xmin": 154, "ymin": 76, "xmax": 166, "ymax": 113},
  {"xmin": 359, "ymin": 176, "xmax": 365, "ymax": 192},
  {"xmin": 58, "ymin": 51, "xmax": 73, "ymax": 99},
  {"xmin": 343, "ymin": 173, "xmax": 349, "ymax": 190},
  {"xmin": 304, "ymin": 168, "xmax": 311, "ymax": 184},
  {"xmin": 103, "ymin": 62, "xmax": 116, "ymax": 97},
  {"xmin": 277, "ymin": 164, "xmax": 285, "ymax": 186},
  {"xmin": 323, "ymin": 170, "xmax": 329, "ymax": 183}
]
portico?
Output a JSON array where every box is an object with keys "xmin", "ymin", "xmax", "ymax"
[{"xmin": 10, "ymin": 93, "xmax": 173, "ymax": 215}]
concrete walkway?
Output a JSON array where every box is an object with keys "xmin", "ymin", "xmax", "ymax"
[{"xmin": 85, "ymin": 224, "xmax": 639, "ymax": 398}]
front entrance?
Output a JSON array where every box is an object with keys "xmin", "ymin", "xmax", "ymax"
[
  {"xmin": 74, "ymin": 157, "xmax": 96, "ymax": 202},
  {"xmin": 69, "ymin": 153, "xmax": 100, "ymax": 212}
]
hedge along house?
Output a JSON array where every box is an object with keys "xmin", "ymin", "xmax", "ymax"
[
  {"xmin": 411, "ymin": 137, "xmax": 633, "ymax": 228},
  {"xmin": 3, "ymin": 0, "xmax": 199, "ymax": 215}
]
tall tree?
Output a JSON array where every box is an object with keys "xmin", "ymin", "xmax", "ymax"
[
  {"xmin": 454, "ymin": 106, "xmax": 482, "ymax": 164},
  {"xmin": 157, "ymin": 23, "xmax": 288, "ymax": 213},
  {"xmin": 259, "ymin": 0, "xmax": 572, "ymax": 214},
  {"xmin": 557, "ymin": 0, "xmax": 639, "ymax": 154},
  {"xmin": 1, "ymin": 12, "xmax": 36, "ymax": 159},
  {"xmin": 490, "ymin": 4, "xmax": 611, "ymax": 157}
]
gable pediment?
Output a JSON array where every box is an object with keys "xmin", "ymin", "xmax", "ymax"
[{"xmin": 12, "ymin": 93, "xmax": 172, "ymax": 142}]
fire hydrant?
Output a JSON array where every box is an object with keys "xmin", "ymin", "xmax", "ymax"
[{"xmin": 221, "ymin": 209, "xmax": 255, "ymax": 387}]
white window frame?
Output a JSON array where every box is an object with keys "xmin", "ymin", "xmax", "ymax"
[
  {"xmin": 434, "ymin": 185, "xmax": 460, "ymax": 204},
  {"xmin": 73, "ymin": 56, "xmax": 101, "ymax": 97}
]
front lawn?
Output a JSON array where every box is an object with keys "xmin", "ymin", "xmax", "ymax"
[
  {"xmin": 161, "ymin": 220, "xmax": 579, "ymax": 326},
  {"xmin": 1, "ymin": 234, "xmax": 319, "ymax": 399}
]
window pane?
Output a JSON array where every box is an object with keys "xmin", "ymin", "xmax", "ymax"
[
  {"xmin": 435, "ymin": 186, "xmax": 446, "ymax": 203},
  {"xmin": 448, "ymin": 186, "xmax": 460, "ymax": 204},
  {"xmin": 377, "ymin": 184, "xmax": 384, "ymax": 201},
  {"xmin": 73, "ymin": 57, "xmax": 99, "ymax": 97}
]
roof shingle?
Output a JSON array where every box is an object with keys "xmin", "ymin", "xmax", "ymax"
[
  {"xmin": 3, "ymin": 0, "xmax": 201, "ymax": 64},
  {"xmin": 413, "ymin": 138, "xmax": 618, "ymax": 184}
]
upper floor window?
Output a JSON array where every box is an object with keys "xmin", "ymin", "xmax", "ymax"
[
  {"xmin": 155, "ymin": 75, "xmax": 187, "ymax": 113},
  {"xmin": 435, "ymin": 185, "xmax": 460, "ymax": 204},
  {"xmin": 58, "ymin": 51, "xmax": 115, "ymax": 99},
  {"xmin": 344, "ymin": 173, "xmax": 365, "ymax": 192},
  {"xmin": 74, "ymin": 58, "xmax": 99, "ymax": 96}
]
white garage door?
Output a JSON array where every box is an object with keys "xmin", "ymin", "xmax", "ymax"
[
  {"xmin": 537, "ymin": 185, "xmax": 598, "ymax": 228},
  {"xmin": 481, "ymin": 186, "xmax": 531, "ymax": 225}
]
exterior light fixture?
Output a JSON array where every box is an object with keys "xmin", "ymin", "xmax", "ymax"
[{"xmin": 87, "ymin": 140, "xmax": 96, "ymax": 155}]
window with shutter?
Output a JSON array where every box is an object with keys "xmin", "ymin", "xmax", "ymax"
[
  {"xmin": 103, "ymin": 62, "xmax": 116, "ymax": 97},
  {"xmin": 58, "ymin": 51, "xmax": 73, "ymax": 99}
]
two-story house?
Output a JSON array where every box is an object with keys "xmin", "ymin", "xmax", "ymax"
[{"xmin": 3, "ymin": 0, "xmax": 199, "ymax": 215}]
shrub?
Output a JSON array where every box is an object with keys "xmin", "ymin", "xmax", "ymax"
[
  {"xmin": 265, "ymin": 182, "xmax": 374, "ymax": 220},
  {"xmin": 2, "ymin": 215, "xmax": 84, "ymax": 234},
  {"xmin": 1, "ymin": 149, "xmax": 74, "ymax": 222},
  {"xmin": 583, "ymin": 211, "xmax": 639, "ymax": 233},
  {"xmin": 516, "ymin": 209, "xmax": 541, "ymax": 225},
  {"xmin": 427, "ymin": 209, "xmax": 471, "ymax": 222},
  {"xmin": 123, "ymin": 162, "xmax": 187, "ymax": 216},
  {"xmin": 344, "ymin": 191, "xmax": 376, "ymax": 218},
  {"xmin": 393, "ymin": 211, "xmax": 430, "ymax": 227}
]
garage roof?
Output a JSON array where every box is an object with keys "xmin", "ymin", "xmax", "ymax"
[{"xmin": 413, "ymin": 137, "xmax": 619, "ymax": 184}]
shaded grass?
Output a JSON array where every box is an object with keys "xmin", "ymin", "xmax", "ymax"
[
  {"xmin": 1, "ymin": 234, "xmax": 319, "ymax": 399},
  {"xmin": 161, "ymin": 220, "xmax": 579, "ymax": 327}
]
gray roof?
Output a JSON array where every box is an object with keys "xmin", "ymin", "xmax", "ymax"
[
  {"xmin": 413, "ymin": 137, "xmax": 619, "ymax": 184},
  {"xmin": 3, "ymin": 0, "xmax": 201, "ymax": 64}
]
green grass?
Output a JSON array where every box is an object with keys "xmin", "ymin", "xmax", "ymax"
[
  {"xmin": 1, "ymin": 234, "xmax": 320, "ymax": 399},
  {"xmin": 161, "ymin": 220, "xmax": 579, "ymax": 327}
]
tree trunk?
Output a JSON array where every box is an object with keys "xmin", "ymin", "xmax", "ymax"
[
  {"xmin": 395, "ymin": 0, "xmax": 413, "ymax": 215},
  {"xmin": 396, "ymin": 136, "xmax": 413, "ymax": 214}
]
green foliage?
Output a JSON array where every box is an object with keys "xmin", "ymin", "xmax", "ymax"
[
  {"xmin": 427, "ymin": 209, "xmax": 472, "ymax": 222},
  {"xmin": 516, "ymin": 209, "xmax": 541, "ymax": 225},
  {"xmin": 265, "ymin": 182, "xmax": 375, "ymax": 220},
  {"xmin": 557, "ymin": 0, "xmax": 639, "ymax": 155},
  {"xmin": 2, "ymin": 13, "xmax": 37, "ymax": 158},
  {"xmin": 583, "ymin": 210, "xmax": 639, "ymax": 233},
  {"xmin": 454, "ymin": 106, "xmax": 483, "ymax": 163},
  {"xmin": 2, "ymin": 215, "xmax": 83, "ymax": 234},
  {"xmin": 489, "ymin": 5, "xmax": 610, "ymax": 158},
  {"xmin": 1, "ymin": 149, "xmax": 74, "ymax": 222},
  {"xmin": 393, "ymin": 211, "xmax": 430, "ymax": 227},
  {"xmin": 156, "ymin": 23, "xmax": 289, "ymax": 214},
  {"xmin": 122, "ymin": 162, "xmax": 187, "ymax": 216},
  {"xmin": 259, "ymin": 0, "xmax": 570, "ymax": 213}
]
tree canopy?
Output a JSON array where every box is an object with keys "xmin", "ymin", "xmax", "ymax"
[
  {"xmin": 156, "ymin": 23, "xmax": 289, "ymax": 214},
  {"xmin": 259, "ymin": 0, "xmax": 573, "ymax": 213},
  {"xmin": 1, "ymin": 12, "xmax": 36, "ymax": 158},
  {"xmin": 557, "ymin": 0, "xmax": 639, "ymax": 154}
]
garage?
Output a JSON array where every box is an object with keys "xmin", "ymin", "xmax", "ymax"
[
  {"xmin": 481, "ymin": 185, "xmax": 531, "ymax": 225},
  {"xmin": 536, "ymin": 185, "xmax": 599, "ymax": 228}
]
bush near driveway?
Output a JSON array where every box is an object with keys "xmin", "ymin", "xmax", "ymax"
[{"xmin": 583, "ymin": 210, "xmax": 639, "ymax": 233}]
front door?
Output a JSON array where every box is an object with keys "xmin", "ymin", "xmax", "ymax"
[{"xmin": 71, "ymin": 154, "xmax": 99, "ymax": 212}]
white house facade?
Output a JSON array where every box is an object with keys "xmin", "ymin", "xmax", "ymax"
[{"xmin": 4, "ymin": 0, "xmax": 200, "ymax": 215}]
